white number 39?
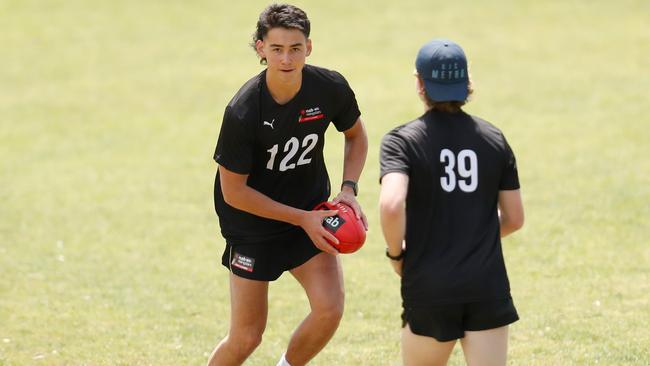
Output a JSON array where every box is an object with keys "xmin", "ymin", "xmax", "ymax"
[{"xmin": 440, "ymin": 148, "xmax": 478, "ymax": 192}]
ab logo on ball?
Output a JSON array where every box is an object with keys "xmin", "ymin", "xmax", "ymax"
[
  {"xmin": 313, "ymin": 201, "xmax": 366, "ymax": 254},
  {"xmin": 323, "ymin": 215, "xmax": 346, "ymax": 233}
]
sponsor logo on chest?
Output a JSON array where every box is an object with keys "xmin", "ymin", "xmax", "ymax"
[{"xmin": 298, "ymin": 106, "xmax": 325, "ymax": 123}]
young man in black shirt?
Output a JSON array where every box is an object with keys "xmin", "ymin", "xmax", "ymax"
[
  {"xmin": 379, "ymin": 39, "xmax": 524, "ymax": 366},
  {"xmin": 208, "ymin": 4, "xmax": 368, "ymax": 366}
]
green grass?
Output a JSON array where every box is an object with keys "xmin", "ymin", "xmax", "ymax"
[{"xmin": 1, "ymin": 0, "xmax": 649, "ymax": 365}]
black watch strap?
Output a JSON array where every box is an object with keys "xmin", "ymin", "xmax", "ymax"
[
  {"xmin": 341, "ymin": 180, "xmax": 358, "ymax": 196},
  {"xmin": 385, "ymin": 248, "xmax": 405, "ymax": 260}
]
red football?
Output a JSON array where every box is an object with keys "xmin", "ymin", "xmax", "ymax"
[{"xmin": 313, "ymin": 201, "xmax": 366, "ymax": 254}]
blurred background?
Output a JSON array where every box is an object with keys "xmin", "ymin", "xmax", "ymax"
[{"xmin": 1, "ymin": 0, "xmax": 648, "ymax": 364}]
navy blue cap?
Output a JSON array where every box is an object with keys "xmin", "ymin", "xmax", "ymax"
[{"xmin": 415, "ymin": 39, "xmax": 469, "ymax": 102}]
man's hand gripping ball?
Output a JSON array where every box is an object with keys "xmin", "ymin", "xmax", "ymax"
[{"xmin": 313, "ymin": 201, "xmax": 366, "ymax": 254}]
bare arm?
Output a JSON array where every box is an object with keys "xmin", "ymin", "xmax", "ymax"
[
  {"xmin": 340, "ymin": 118, "xmax": 368, "ymax": 186},
  {"xmin": 219, "ymin": 165, "xmax": 340, "ymax": 254},
  {"xmin": 498, "ymin": 189, "xmax": 524, "ymax": 238},
  {"xmin": 332, "ymin": 118, "xmax": 369, "ymax": 228},
  {"xmin": 379, "ymin": 172, "xmax": 409, "ymax": 276}
]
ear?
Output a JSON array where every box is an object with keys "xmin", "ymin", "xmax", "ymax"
[
  {"xmin": 255, "ymin": 39, "xmax": 265, "ymax": 59},
  {"xmin": 415, "ymin": 75, "xmax": 426, "ymax": 96},
  {"xmin": 305, "ymin": 38, "xmax": 312, "ymax": 57}
]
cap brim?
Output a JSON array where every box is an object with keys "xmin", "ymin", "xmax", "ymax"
[{"xmin": 423, "ymin": 80, "xmax": 469, "ymax": 102}]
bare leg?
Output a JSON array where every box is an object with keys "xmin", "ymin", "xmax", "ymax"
[
  {"xmin": 401, "ymin": 324, "xmax": 456, "ymax": 366},
  {"xmin": 284, "ymin": 253, "xmax": 345, "ymax": 366},
  {"xmin": 460, "ymin": 326, "xmax": 509, "ymax": 366},
  {"xmin": 207, "ymin": 273, "xmax": 269, "ymax": 366}
]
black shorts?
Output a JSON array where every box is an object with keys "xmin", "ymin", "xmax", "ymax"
[
  {"xmin": 221, "ymin": 228, "xmax": 321, "ymax": 281},
  {"xmin": 402, "ymin": 297, "xmax": 519, "ymax": 342}
]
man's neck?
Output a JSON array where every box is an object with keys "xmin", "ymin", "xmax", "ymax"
[{"xmin": 266, "ymin": 70, "xmax": 302, "ymax": 105}]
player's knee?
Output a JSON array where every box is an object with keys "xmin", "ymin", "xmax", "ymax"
[
  {"xmin": 230, "ymin": 329, "xmax": 264, "ymax": 356},
  {"xmin": 315, "ymin": 296, "xmax": 345, "ymax": 324},
  {"xmin": 329, "ymin": 302, "xmax": 345, "ymax": 323},
  {"xmin": 240, "ymin": 331, "xmax": 264, "ymax": 354}
]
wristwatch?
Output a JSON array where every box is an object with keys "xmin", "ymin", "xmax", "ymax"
[
  {"xmin": 385, "ymin": 248, "xmax": 405, "ymax": 261},
  {"xmin": 341, "ymin": 180, "xmax": 358, "ymax": 196}
]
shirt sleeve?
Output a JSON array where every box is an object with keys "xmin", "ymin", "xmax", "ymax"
[
  {"xmin": 499, "ymin": 137, "xmax": 520, "ymax": 190},
  {"xmin": 331, "ymin": 73, "xmax": 361, "ymax": 132},
  {"xmin": 213, "ymin": 106, "xmax": 255, "ymax": 174},
  {"xmin": 379, "ymin": 130, "xmax": 410, "ymax": 183}
]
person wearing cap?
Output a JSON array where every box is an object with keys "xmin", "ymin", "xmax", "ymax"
[{"xmin": 379, "ymin": 39, "xmax": 524, "ymax": 365}]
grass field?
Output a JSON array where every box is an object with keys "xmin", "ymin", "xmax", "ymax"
[{"xmin": 1, "ymin": 0, "xmax": 649, "ymax": 365}]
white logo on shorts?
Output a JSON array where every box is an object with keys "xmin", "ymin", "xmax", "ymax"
[{"xmin": 231, "ymin": 252, "xmax": 255, "ymax": 272}]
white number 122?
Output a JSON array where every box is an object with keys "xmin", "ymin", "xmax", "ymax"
[{"xmin": 266, "ymin": 134, "xmax": 319, "ymax": 171}]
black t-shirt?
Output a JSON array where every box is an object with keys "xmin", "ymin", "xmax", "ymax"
[
  {"xmin": 214, "ymin": 64, "xmax": 361, "ymax": 244},
  {"xmin": 380, "ymin": 109, "xmax": 520, "ymax": 306}
]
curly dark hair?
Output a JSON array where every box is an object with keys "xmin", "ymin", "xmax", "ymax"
[{"xmin": 251, "ymin": 4, "xmax": 310, "ymax": 65}]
